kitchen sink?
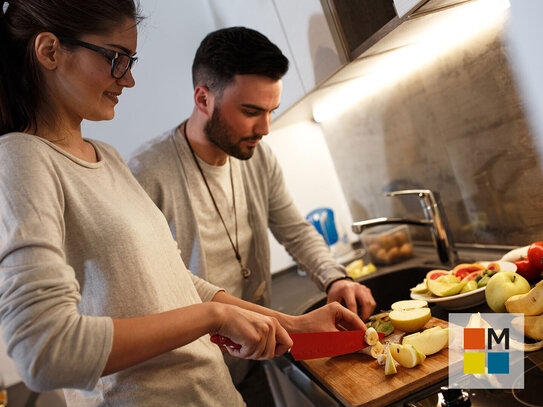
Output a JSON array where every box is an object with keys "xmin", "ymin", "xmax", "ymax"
[{"xmin": 305, "ymin": 266, "xmax": 436, "ymax": 313}]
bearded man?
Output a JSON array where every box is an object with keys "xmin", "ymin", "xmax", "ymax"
[{"xmin": 128, "ymin": 26, "xmax": 375, "ymax": 406}]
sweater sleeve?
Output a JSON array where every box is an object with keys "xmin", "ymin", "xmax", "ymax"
[
  {"xmin": 262, "ymin": 144, "xmax": 348, "ymax": 291},
  {"xmin": 0, "ymin": 139, "xmax": 113, "ymax": 392}
]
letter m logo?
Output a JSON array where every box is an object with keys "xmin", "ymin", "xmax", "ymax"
[{"xmin": 488, "ymin": 328, "xmax": 509, "ymax": 350}]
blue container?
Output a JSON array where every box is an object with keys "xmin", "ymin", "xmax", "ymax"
[{"xmin": 305, "ymin": 207, "xmax": 339, "ymax": 246}]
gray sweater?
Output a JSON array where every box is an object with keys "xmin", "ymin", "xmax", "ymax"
[
  {"xmin": 128, "ymin": 125, "xmax": 348, "ymax": 308},
  {"xmin": 0, "ymin": 133, "xmax": 244, "ymax": 406}
]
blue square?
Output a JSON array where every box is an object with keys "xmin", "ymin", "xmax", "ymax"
[{"xmin": 488, "ymin": 352, "xmax": 509, "ymax": 374}]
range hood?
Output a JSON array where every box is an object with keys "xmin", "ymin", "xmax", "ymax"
[
  {"xmin": 272, "ymin": 0, "xmax": 508, "ymax": 128},
  {"xmin": 321, "ymin": 0, "xmax": 476, "ymax": 62}
]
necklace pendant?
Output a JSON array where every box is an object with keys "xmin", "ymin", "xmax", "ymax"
[{"xmin": 240, "ymin": 265, "xmax": 251, "ymax": 279}]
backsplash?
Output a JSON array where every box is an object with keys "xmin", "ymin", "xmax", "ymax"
[{"xmin": 318, "ymin": 13, "xmax": 543, "ymax": 246}]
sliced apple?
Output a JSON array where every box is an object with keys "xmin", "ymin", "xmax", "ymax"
[
  {"xmin": 402, "ymin": 326, "xmax": 449, "ymax": 355},
  {"xmin": 384, "ymin": 346, "xmax": 397, "ymax": 375},
  {"xmin": 410, "ymin": 279, "xmax": 428, "ymax": 294},
  {"xmin": 460, "ymin": 279, "xmax": 478, "ymax": 294},
  {"xmin": 389, "ymin": 343, "xmax": 426, "ymax": 368},
  {"xmin": 389, "ymin": 307, "xmax": 431, "ymax": 333},
  {"xmin": 391, "ymin": 299, "xmax": 428, "ymax": 311},
  {"xmin": 427, "ymin": 276, "xmax": 466, "ymax": 297}
]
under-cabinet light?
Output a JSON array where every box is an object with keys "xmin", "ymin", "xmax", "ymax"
[{"xmin": 312, "ymin": 0, "xmax": 510, "ymax": 123}]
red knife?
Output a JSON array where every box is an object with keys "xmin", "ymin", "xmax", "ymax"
[{"xmin": 288, "ymin": 330, "xmax": 385, "ymax": 360}]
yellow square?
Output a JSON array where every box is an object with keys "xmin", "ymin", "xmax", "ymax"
[{"xmin": 464, "ymin": 352, "xmax": 485, "ymax": 374}]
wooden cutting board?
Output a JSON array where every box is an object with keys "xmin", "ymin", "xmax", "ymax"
[{"xmin": 300, "ymin": 317, "xmax": 449, "ymax": 407}]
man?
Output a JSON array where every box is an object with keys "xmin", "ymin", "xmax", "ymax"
[{"xmin": 128, "ymin": 27, "xmax": 376, "ymax": 405}]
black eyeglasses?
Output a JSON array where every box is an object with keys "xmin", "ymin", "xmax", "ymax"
[{"xmin": 58, "ymin": 37, "xmax": 137, "ymax": 79}]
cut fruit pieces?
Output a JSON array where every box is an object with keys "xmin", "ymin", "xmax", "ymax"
[
  {"xmin": 427, "ymin": 276, "xmax": 466, "ymax": 297},
  {"xmin": 391, "ymin": 299, "xmax": 428, "ymax": 311},
  {"xmin": 389, "ymin": 307, "xmax": 431, "ymax": 333},
  {"xmin": 410, "ymin": 279, "xmax": 428, "ymax": 293},
  {"xmin": 384, "ymin": 346, "xmax": 397, "ymax": 375},
  {"xmin": 389, "ymin": 343, "xmax": 425, "ymax": 368},
  {"xmin": 426, "ymin": 269, "xmax": 450, "ymax": 280},
  {"xmin": 402, "ymin": 326, "xmax": 449, "ymax": 355},
  {"xmin": 460, "ymin": 280, "xmax": 478, "ymax": 294}
]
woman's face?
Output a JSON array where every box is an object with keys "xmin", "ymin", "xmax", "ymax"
[{"xmin": 54, "ymin": 18, "xmax": 138, "ymax": 124}]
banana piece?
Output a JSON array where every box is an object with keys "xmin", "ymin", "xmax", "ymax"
[
  {"xmin": 364, "ymin": 327, "xmax": 379, "ymax": 346},
  {"xmin": 505, "ymin": 280, "xmax": 543, "ymax": 315},
  {"xmin": 359, "ymin": 340, "xmax": 385, "ymax": 359}
]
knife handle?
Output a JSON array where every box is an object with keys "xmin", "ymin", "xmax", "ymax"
[{"xmin": 210, "ymin": 334, "xmax": 242, "ymax": 350}]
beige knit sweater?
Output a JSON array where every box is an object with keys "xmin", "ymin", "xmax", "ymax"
[{"xmin": 0, "ymin": 133, "xmax": 244, "ymax": 406}]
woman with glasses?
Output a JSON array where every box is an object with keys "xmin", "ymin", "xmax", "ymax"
[{"xmin": 0, "ymin": 1, "xmax": 365, "ymax": 406}]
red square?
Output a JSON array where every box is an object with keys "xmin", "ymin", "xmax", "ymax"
[{"xmin": 464, "ymin": 328, "xmax": 485, "ymax": 350}]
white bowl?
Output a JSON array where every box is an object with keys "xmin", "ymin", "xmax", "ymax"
[{"xmin": 410, "ymin": 261, "xmax": 517, "ymax": 310}]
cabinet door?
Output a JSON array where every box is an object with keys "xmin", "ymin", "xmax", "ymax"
[
  {"xmin": 273, "ymin": 0, "xmax": 342, "ymax": 91},
  {"xmin": 324, "ymin": 0, "xmax": 398, "ymax": 61},
  {"xmin": 207, "ymin": 0, "xmax": 305, "ymax": 114}
]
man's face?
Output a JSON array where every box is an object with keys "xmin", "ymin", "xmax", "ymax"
[{"xmin": 204, "ymin": 74, "xmax": 282, "ymax": 160}]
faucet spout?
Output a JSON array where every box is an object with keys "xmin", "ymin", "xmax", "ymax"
[
  {"xmin": 351, "ymin": 190, "xmax": 459, "ymax": 267},
  {"xmin": 352, "ymin": 217, "xmax": 432, "ymax": 234}
]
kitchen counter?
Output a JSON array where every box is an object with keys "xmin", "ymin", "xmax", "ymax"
[{"xmin": 269, "ymin": 243, "xmax": 542, "ymax": 407}]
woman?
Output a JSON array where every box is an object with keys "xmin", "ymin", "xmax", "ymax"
[{"xmin": 0, "ymin": 0, "xmax": 365, "ymax": 405}]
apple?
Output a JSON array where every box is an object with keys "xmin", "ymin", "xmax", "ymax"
[{"xmin": 485, "ymin": 271, "xmax": 531, "ymax": 313}]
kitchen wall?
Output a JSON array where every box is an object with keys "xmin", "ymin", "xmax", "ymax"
[
  {"xmin": 77, "ymin": 0, "xmax": 349, "ymax": 273},
  {"xmin": 315, "ymin": 8, "xmax": 543, "ymax": 246}
]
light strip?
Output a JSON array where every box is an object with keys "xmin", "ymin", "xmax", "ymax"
[{"xmin": 313, "ymin": 0, "xmax": 510, "ymax": 123}]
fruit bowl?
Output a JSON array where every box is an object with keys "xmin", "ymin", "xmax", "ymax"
[
  {"xmin": 410, "ymin": 286, "xmax": 487, "ymax": 310},
  {"xmin": 410, "ymin": 261, "xmax": 517, "ymax": 310}
]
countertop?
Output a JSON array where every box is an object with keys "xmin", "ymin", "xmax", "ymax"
[{"xmin": 270, "ymin": 243, "xmax": 511, "ymax": 316}]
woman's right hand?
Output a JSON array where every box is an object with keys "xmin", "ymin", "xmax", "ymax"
[{"xmin": 211, "ymin": 303, "xmax": 292, "ymax": 360}]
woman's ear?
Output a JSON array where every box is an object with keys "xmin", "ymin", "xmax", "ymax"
[
  {"xmin": 34, "ymin": 32, "xmax": 60, "ymax": 71},
  {"xmin": 193, "ymin": 85, "xmax": 214, "ymax": 117}
]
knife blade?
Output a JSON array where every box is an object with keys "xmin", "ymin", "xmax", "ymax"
[{"xmin": 288, "ymin": 330, "xmax": 385, "ymax": 360}]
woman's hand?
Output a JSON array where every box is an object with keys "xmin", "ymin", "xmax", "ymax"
[
  {"xmin": 211, "ymin": 303, "xmax": 292, "ymax": 360},
  {"xmin": 289, "ymin": 302, "xmax": 367, "ymax": 333}
]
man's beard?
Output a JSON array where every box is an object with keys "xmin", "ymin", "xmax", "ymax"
[{"xmin": 204, "ymin": 106, "xmax": 260, "ymax": 160}]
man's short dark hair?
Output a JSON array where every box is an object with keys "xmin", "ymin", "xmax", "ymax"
[{"xmin": 192, "ymin": 26, "xmax": 289, "ymax": 95}]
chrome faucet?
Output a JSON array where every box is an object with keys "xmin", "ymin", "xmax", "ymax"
[{"xmin": 352, "ymin": 189, "xmax": 459, "ymax": 267}]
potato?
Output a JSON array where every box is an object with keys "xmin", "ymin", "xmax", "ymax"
[
  {"xmin": 376, "ymin": 248, "xmax": 389, "ymax": 264},
  {"xmin": 388, "ymin": 247, "xmax": 401, "ymax": 263},
  {"xmin": 393, "ymin": 230, "xmax": 408, "ymax": 246},
  {"xmin": 399, "ymin": 243, "xmax": 413, "ymax": 259},
  {"xmin": 379, "ymin": 234, "xmax": 395, "ymax": 251}
]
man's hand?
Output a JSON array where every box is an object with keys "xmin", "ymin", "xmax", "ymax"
[{"xmin": 327, "ymin": 279, "xmax": 376, "ymax": 321}]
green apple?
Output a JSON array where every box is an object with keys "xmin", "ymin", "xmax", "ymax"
[
  {"xmin": 402, "ymin": 326, "xmax": 449, "ymax": 355},
  {"xmin": 485, "ymin": 271, "xmax": 531, "ymax": 313},
  {"xmin": 389, "ymin": 308, "xmax": 431, "ymax": 333},
  {"xmin": 391, "ymin": 299, "xmax": 428, "ymax": 311}
]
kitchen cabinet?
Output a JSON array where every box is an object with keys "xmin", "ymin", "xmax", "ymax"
[{"xmin": 207, "ymin": 0, "xmax": 342, "ymax": 113}]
